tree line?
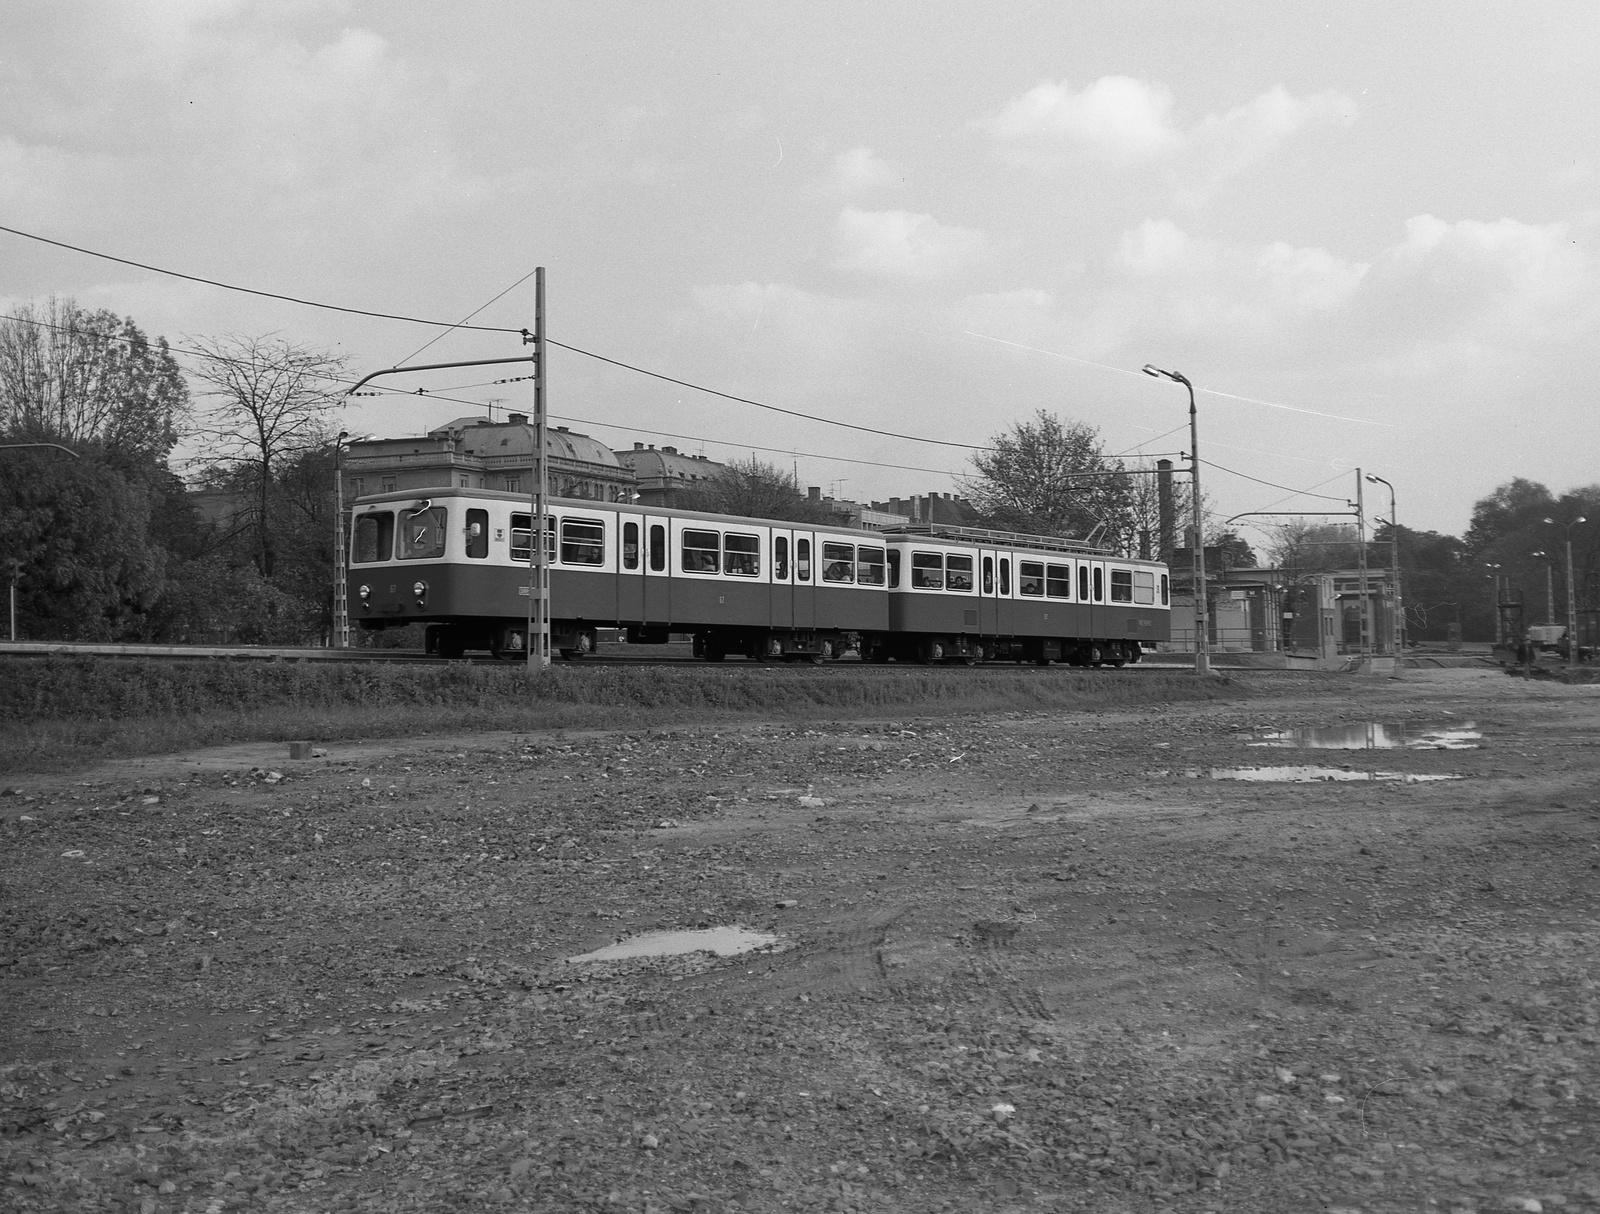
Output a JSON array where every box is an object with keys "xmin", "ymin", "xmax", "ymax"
[
  {"xmin": 1, "ymin": 298, "xmax": 1586, "ymax": 646},
  {"xmin": 0, "ymin": 300, "xmax": 345, "ymax": 643}
]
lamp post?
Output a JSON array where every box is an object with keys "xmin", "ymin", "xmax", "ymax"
[
  {"xmin": 1142, "ymin": 365, "xmax": 1209, "ymax": 674},
  {"xmin": 1531, "ymin": 551, "xmax": 1556, "ymax": 624},
  {"xmin": 1484, "ymin": 563, "xmax": 1503, "ymax": 647},
  {"xmin": 1542, "ymin": 515, "xmax": 1587, "ymax": 662},
  {"xmin": 1365, "ymin": 474, "xmax": 1401, "ymax": 656}
]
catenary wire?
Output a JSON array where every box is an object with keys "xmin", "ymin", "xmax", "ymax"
[{"xmin": 0, "ymin": 221, "xmax": 990, "ymax": 453}]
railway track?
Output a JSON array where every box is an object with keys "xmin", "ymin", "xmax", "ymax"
[{"xmin": 0, "ymin": 640, "xmax": 1193, "ymax": 669}]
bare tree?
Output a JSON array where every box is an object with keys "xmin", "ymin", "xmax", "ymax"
[
  {"xmin": 189, "ymin": 334, "xmax": 347, "ymax": 578},
  {"xmin": 0, "ymin": 297, "xmax": 187, "ymax": 458}
]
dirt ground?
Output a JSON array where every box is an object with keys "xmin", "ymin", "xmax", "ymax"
[{"xmin": 2, "ymin": 666, "xmax": 1598, "ymax": 1214}]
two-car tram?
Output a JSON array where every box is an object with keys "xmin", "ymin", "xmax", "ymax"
[{"xmin": 346, "ymin": 488, "xmax": 1171, "ymax": 663}]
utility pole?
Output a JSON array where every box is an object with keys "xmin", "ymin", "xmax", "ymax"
[
  {"xmin": 528, "ymin": 268, "xmax": 551, "ymax": 670},
  {"xmin": 333, "ymin": 432, "xmax": 350, "ymax": 648},
  {"xmin": 1355, "ymin": 469, "xmax": 1370, "ymax": 665}
]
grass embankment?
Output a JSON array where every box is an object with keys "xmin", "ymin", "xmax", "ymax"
[{"xmin": 0, "ymin": 656, "xmax": 1241, "ymax": 773}]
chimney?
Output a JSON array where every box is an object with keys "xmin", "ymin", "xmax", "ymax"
[
  {"xmin": 808, "ymin": 486, "xmax": 822, "ymax": 500},
  {"xmin": 508, "ymin": 412, "xmax": 528, "ymax": 426},
  {"xmin": 633, "ymin": 442, "xmax": 644, "ymax": 450},
  {"xmin": 1157, "ymin": 459, "xmax": 1176, "ymax": 561}
]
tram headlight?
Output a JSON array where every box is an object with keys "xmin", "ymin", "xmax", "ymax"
[
  {"xmin": 413, "ymin": 580, "xmax": 427, "ymax": 602},
  {"xmin": 357, "ymin": 584, "xmax": 371, "ymax": 601}
]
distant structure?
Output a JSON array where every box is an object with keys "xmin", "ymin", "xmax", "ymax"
[
  {"xmin": 868, "ymin": 492, "xmax": 978, "ymax": 528},
  {"xmin": 613, "ymin": 443, "xmax": 726, "ymax": 508},
  {"xmin": 341, "ymin": 415, "xmax": 636, "ymax": 504}
]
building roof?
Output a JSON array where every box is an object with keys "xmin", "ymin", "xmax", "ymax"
[
  {"xmin": 614, "ymin": 443, "xmax": 724, "ymax": 482},
  {"xmin": 425, "ymin": 417, "xmax": 621, "ymax": 468}
]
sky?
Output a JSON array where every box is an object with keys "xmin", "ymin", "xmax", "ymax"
[{"xmin": 3, "ymin": 1, "xmax": 1598, "ymax": 546}]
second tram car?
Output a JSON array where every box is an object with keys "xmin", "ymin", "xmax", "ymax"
[{"xmin": 347, "ymin": 488, "xmax": 1170, "ymax": 663}]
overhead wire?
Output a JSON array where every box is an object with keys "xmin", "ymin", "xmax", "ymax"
[
  {"xmin": 0, "ymin": 220, "xmax": 989, "ymax": 452},
  {"xmin": 3, "ymin": 222, "xmax": 1383, "ymax": 509}
]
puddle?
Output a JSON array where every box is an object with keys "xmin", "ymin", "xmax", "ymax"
[
  {"xmin": 1208, "ymin": 766, "xmax": 1464, "ymax": 784},
  {"xmin": 1248, "ymin": 722, "xmax": 1482, "ymax": 750},
  {"xmin": 568, "ymin": 925, "xmax": 780, "ymax": 963}
]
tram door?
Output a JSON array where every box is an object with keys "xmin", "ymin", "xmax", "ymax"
[
  {"xmin": 770, "ymin": 529, "xmax": 795, "ymax": 629},
  {"xmin": 791, "ymin": 530, "xmax": 816, "ymax": 630},
  {"xmin": 978, "ymin": 549, "xmax": 1001, "ymax": 635},
  {"xmin": 1086, "ymin": 559, "xmax": 1106, "ymax": 641},
  {"xmin": 616, "ymin": 513, "xmax": 645, "ymax": 623},
  {"xmin": 642, "ymin": 517, "xmax": 671, "ymax": 625}
]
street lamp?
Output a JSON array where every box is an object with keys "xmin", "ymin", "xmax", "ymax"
[
  {"xmin": 1542, "ymin": 515, "xmax": 1587, "ymax": 662},
  {"xmin": 1531, "ymin": 551, "xmax": 1556, "ymax": 624},
  {"xmin": 1365, "ymin": 474, "xmax": 1402, "ymax": 656},
  {"xmin": 1142, "ymin": 364, "xmax": 1208, "ymax": 674},
  {"xmin": 1484, "ymin": 563, "xmax": 1503, "ymax": 647}
]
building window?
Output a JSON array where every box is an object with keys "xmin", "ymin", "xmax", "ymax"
[
  {"xmin": 506, "ymin": 476, "xmax": 520, "ymax": 493},
  {"xmin": 459, "ymin": 474, "xmax": 470, "ymax": 488},
  {"xmin": 350, "ymin": 477, "xmax": 365, "ymax": 497},
  {"xmin": 381, "ymin": 476, "xmax": 397, "ymax": 493}
]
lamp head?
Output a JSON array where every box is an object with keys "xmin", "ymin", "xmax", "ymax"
[
  {"xmin": 1578, "ymin": 516, "xmax": 1588, "ymax": 525},
  {"xmin": 1142, "ymin": 364, "xmax": 1161, "ymax": 378}
]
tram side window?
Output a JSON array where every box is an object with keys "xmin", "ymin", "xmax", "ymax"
[
  {"xmin": 561, "ymin": 519, "xmax": 605, "ymax": 565},
  {"xmin": 911, "ymin": 552, "xmax": 943, "ymax": 589},
  {"xmin": 622, "ymin": 521, "xmax": 640, "ymax": 571},
  {"xmin": 999, "ymin": 558, "xmax": 1011, "ymax": 596},
  {"xmin": 774, "ymin": 536, "xmax": 789, "ymax": 581},
  {"xmin": 1160, "ymin": 574, "xmax": 1170, "ymax": 605},
  {"xmin": 1078, "ymin": 565, "xmax": 1090, "ymax": 601},
  {"xmin": 352, "ymin": 512, "xmax": 394, "ymax": 563},
  {"xmin": 1093, "ymin": 566, "xmax": 1104, "ymax": 602},
  {"xmin": 397, "ymin": 506, "xmax": 447, "ymax": 559},
  {"xmin": 857, "ymin": 545, "xmax": 886, "ymax": 586},
  {"xmin": 946, "ymin": 554, "xmax": 974, "ymax": 592},
  {"xmin": 649, "ymin": 524, "xmax": 666, "ymax": 572},
  {"xmin": 682, "ymin": 528, "xmax": 720, "ymax": 574},
  {"xmin": 982, "ymin": 557, "xmax": 994, "ymax": 594},
  {"xmin": 887, "ymin": 550, "xmax": 901, "ymax": 588},
  {"xmin": 1046, "ymin": 563, "xmax": 1071, "ymax": 599},
  {"xmin": 510, "ymin": 514, "xmax": 555, "ymax": 563},
  {"xmin": 1110, "ymin": 569, "xmax": 1134, "ymax": 602},
  {"xmin": 796, "ymin": 539, "xmax": 812, "ymax": 582},
  {"xmin": 822, "ymin": 542, "xmax": 855, "ymax": 583},
  {"xmin": 1019, "ymin": 560, "xmax": 1045, "ymax": 597},
  {"xmin": 465, "ymin": 509, "xmax": 489, "ymax": 559},
  {"xmin": 1133, "ymin": 570, "xmax": 1155, "ymax": 604},
  {"xmin": 724, "ymin": 532, "xmax": 760, "ymax": 577}
]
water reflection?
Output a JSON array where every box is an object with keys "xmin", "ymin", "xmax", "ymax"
[
  {"xmin": 1249, "ymin": 722, "xmax": 1482, "ymax": 750},
  {"xmin": 1209, "ymin": 765, "xmax": 1464, "ymax": 784},
  {"xmin": 569, "ymin": 925, "xmax": 780, "ymax": 963}
]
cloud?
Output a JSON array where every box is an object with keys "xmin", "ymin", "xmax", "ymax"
[
  {"xmin": 826, "ymin": 147, "xmax": 902, "ymax": 196},
  {"xmin": 830, "ymin": 208, "xmax": 985, "ymax": 280},
  {"xmin": 982, "ymin": 76, "xmax": 1180, "ymax": 166},
  {"xmin": 980, "ymin": 77, "xmax": 1354, "ymax": 181}
]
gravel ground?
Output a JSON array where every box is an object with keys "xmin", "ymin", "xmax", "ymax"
[{"xmin": 2, "ymin": 666, "xmax": 1598, "ymax": 1214}]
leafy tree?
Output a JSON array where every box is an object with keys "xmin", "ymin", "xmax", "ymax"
[
  {"xmin": 1212, "ymin": 530, "xmax": 1257, "ymax": 570},
  {"xmin": 0, "ymin": 448, "xmax": 167, "ymax": 640},
  {"xmin": 188, "ymin": 334, "xmax": 347, "ymax": 578},
  {"xmin": 0, "ymin": 297, "xmax": 187, "ymax": 458},
  {"xmin": 679, "ymin": 455, "xmax": 835, "ymax": 523},
  {"xmin": 962, "ymin": 411, "xmax": 1135, "ymax": 548}
]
